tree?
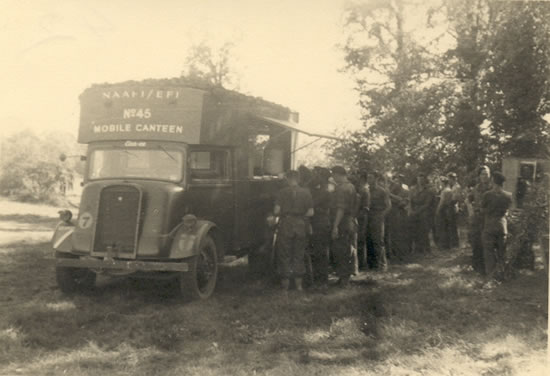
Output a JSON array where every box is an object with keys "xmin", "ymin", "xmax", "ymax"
[
  {"xmin": 480, "ymin": 1, "xmax": 550, "ymax": 158},
  {"xmin": 338, "ymin": 0, "xmax": 451, "ymax": 178},
  {"xmin": 435, "ymin": 0, "xmax": 494, "ymax": 172},
  {"xmin": 437, "ymin": 0, "xmax": 550, "ymax": 167},
  {"xmin": 335, "ymin": 0, "xmax": 550, "ymax": 179},
  {"xmin": 181, "ymin": 41, "xmax": 240, "ymax": 89},
  {"xmin": 0, "ymin": 130, "xmax": 81, "ymax": 204}
]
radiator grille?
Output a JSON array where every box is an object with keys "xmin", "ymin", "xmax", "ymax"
[{"xmin": 93, "ymin": 185, "xmax": 141, "ymax": 256}]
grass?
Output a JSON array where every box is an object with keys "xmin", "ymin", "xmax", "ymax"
[{"xmin": 0, "ymin": 197, "xmax": 548, "ymax": 375}]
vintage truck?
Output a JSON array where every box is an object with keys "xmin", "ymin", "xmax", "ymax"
[{"xmin": 52, "ymin": 78, "xmax": 328, "ymax": 300}]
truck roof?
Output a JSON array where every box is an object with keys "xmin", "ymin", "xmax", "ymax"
[
  {"xmin": 83, "ymin": 77, "xmax": 295, "ymax": 118},
  {"xmin": 78, "ymin": 77, "xmax": 300, "ymax": 144}
]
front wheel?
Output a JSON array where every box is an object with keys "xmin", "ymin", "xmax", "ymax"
[
  {"xmin": 55, "ymin": 252, "xmax": 96, "ymax": 294},
  {"xmin": 179, "ymin": 235, "xmax": 218, "ymax": 301}
]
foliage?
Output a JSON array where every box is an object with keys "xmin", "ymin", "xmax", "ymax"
[
  {"xmin": 0, "ymin": 130, "xmax": 81, "ymax": 204},
  {"xmin": 181, "ymin": 41, "xmax": 240, "ymax": 89},
  {"xmin": 480, "ymin": 1, "xmax": 550, "ymax": 158},
  {"xmin": 335, "ymin": 0, "xmax": 550, "ymax": 180},
  {"xmin": 504, "ymin": 179, "xmax": 549, "ymax": 278}
]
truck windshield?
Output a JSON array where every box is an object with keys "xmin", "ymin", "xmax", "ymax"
[{"xmin": 89, "ymin": 148, "xmax": 183, "ymax": 182}]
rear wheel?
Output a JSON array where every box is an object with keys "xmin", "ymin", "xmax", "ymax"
[
  {"xmin": 179, "ymin": 235, "xmax": 218, "ymax": 301},
  {"xmin": 55, "ymin": 252, "xmax": 96, "ymax": 293}
]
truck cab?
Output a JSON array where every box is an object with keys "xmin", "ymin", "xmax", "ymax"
[{"xmin": 52, "ymin": 79, "xmax": 301, "ymax": 300}]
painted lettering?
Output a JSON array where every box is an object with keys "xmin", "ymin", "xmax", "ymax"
[
  {"xmin": 92, "ymin": 124, "xmax": 132, "ymax": 133},
  {"xmin": 123, "ymin": 108, "xmax": 152, "ymax": 119},
  {"xmin": 123, "ymin": 109, "xmax": 136, "ymax": 119},
  {"xmin": 100, "ymin": 89, "xmax": 183, "ymax": 102}
]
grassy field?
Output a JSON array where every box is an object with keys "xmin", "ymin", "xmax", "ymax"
[{"xmin": 0, "ymin": 197, "xmax": 548, "ymax": 375}]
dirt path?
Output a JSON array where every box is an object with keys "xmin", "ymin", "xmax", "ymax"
[{"xmin": 0, "ymin": 199, "xmax": 547, "ymax": 375}]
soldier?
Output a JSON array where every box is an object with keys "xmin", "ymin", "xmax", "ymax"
[
  {"xmin": 356, "ymin": 170, "xmax": 370, "ymax": 270},
  {"xmin": 366, "ymin": 171, "xmax": 391, "ymax": 271},
  {"xmin": 330, "ymin": 166, "xmax": 357, "ymax": 287},
  {"xmin": 386, "ymin": 174, "xmax": 410, "ymax": 260},
  {"xmin": 273, "ymin": 170, "xmax": 314, "ymax": 293},
  {"xmin": 481, "ymin": 171, "xmax": 512, "ymax": 280},
  {"xmin": 466, "ymin": 166, "xmax": 492, "ymax": 273},
  {"xmin": 309, "ymin": 167, "xmax": 332, "ymax": 288},
  {"xmin": 447, "ymin": 172, "xmax": 463, "ymax": 249},
  {"xmin": 436, "ymin": 177, "xmax": 452, "ymax": 250},
  {"xmin": 409, "ymin": 172, "xmax": 436, "ymax": 254},
  {"xmin": 298, "ymin": 165, "xmax": 313, "ymax": 188}
]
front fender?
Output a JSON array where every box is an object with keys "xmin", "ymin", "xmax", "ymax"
[
  {"xmin": 51, "ymin": 223, "xmax": 75, "ymax": 253},
  {"xmin": 169, "ymin": 220, "xmax": 216, "ymax": 259}
]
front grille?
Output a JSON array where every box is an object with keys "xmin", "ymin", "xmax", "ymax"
[{"xmin": 93, "ymin": 185, "xmax": 141, "ymax": 256}]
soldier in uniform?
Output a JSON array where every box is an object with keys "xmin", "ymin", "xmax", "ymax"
[
  {"xmin": 273, "ymin": 170, "xmax": 314, "ymax": 293},
  {"xmin": 481, "ymin": 171, "xmax": 512, "ymax": 280},
  {"xmin": 330, "ymin": 166, "xmax": 357, "ymax": 287},
  {"xmin": 366, "ymin": 171, "xmax": 391, "ymax": 271},
  {"xmin": 467, "ymin": 166, "xmax": 492, "ymax": 273},
  {"xmin": 356, "ymin": 170, "xmax": 370, "ymax": 270},
  {"xmin": 309, "ymin": 167, "xmax": 332, "ymax": 288},
  {"xmin": 447, "ymin": 172, "xmax": 463, "ymax": 249},
  {"xmin": 386, "ymin": 174, "xmax": 410, "ymax": 260},
  {"xmin": 436, "ymin": 177, "xmax": 452, "ymax": 250},
  {"xmin": 409, "ymin": 172, "xmax": 436, "ymax": 254}
]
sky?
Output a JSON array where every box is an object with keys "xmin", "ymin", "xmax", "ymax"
[{"xmin": 0, "ymin": 0, "xmax": 363, "ymax": 140}]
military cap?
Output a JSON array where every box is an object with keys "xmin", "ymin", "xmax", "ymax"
[{"xmin": 331, "ymin": 166, "xmax": 347, "ymax": 176}]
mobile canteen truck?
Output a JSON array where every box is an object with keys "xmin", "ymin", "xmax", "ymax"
[{"xmin": 52, "ymin": 78, "xmax": 307, "ymax": 300}]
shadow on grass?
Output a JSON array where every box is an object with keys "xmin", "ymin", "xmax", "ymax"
[{"xmin": 2, "ymin": 241, "xmax": 548, "ymax": 373}]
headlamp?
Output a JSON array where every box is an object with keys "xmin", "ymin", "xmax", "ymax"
[{"xmin": 58, "ymin": 210, "xmax": 73, "ymax": 225}]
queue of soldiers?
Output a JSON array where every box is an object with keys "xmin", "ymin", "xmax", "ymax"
[{"xmin": 271, "ymin": 164, "xmax": 512, "ymax": 294}]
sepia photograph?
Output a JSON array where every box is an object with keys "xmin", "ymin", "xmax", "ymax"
[{"xmin": 0, "ymin": 0, "xmax": 548, "ymax": 375}]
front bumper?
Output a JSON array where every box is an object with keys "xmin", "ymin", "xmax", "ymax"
[{"xmin": 56, "ymin": 257, "xmax": 189, "ymax": 272}]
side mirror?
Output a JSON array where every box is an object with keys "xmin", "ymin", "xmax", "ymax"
[{"xmin": 59, "ymin": 153, "xmax": 86, "ymax": 162}]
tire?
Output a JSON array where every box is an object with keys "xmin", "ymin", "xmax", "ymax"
[
  {"xmin": 179, "ymin": 234, "xmax": 218, "ymax": 301},
  {"xmin": 55, "ymin": 252, "xmax": 96, "ymax": 294}
]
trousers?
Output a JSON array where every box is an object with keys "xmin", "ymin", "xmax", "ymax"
[
  {"xmin": 331, "ymin": 216, "xmax": 356, "ymax": 279},
  {"xmin": 276, "ymin": 217, "xmax": 307, "ymax": 278},
  {"xmin": 482, "ymin": 229, "xmax": 506, "ymax": 278},
  {"xmin": 366, "ymin": 213, "xmax": 387, "ymax": 270},
  {"xmin": 310, "ymin": 225, "xmax": 330, "ymax": 284},
  {"xmin": 470, "ymin": 214, "xmax": 485, "ymax": 273}
]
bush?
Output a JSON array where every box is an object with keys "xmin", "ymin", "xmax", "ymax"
[
  {"xmin": 504, "ymin": 179, "xmax": 549, "ymax": 278},
  {"xmin": 0, "ymin": 130, "xmax": 80, "ymax": 205}
]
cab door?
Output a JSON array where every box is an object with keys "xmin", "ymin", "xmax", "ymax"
[{"xmin": 186, "ymin": 146, "xmax": 234, "ymax": 251}]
